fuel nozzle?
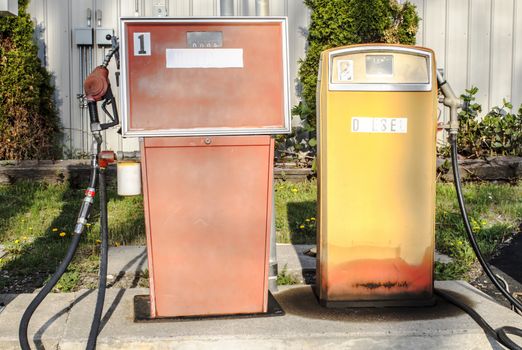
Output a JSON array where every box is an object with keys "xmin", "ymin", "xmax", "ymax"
[
  {"xmin": 84, "ymin": 66, "xmax": 109, "ymax": 102},
  {"xmin": 84, "ymin": 65, "xmax": 119, "ymax": 132},
  {"xmin": 436, "ymin": 71, "xmax": 462, "ymax": 139}
]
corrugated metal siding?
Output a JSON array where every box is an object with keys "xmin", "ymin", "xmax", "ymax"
[
  {"xmin": 28, "ymin": 0, "xmax": 522, "ymax": 154},
  {"xmin": 413, "ymin": 0, "xmax": 522, "ymax": 113}
]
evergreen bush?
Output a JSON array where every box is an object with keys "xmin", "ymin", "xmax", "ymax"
[
  {"xmin": 280, "ymin": 0, "xmax": 419, "ymax": 165},
  {"xmin": 0, "ymin": 0, "xmax": 60, "ymax": 160}
]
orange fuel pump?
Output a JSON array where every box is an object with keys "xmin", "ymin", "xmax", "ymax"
[{"xmin": 120, "ymin": 17, "xmax": 290, "ymax": 318}]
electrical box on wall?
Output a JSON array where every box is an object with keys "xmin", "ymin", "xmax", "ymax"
[
  {"xmin": 96, "ymin": 28, "xmax": 114, "ymax": 46},
  {"xmin": 0, "ymin": 0, "xmax": 18, "ymax": 16},
  {"xmin": 74, "ymin": 28, "xmax": 93, "ymax": 46},
  {"xmin": 152, "ymin": 0, "xmax": 168, "ymax": 17},
  {"xmin": 120, "ymin": 17, "xmax": 291, "ymax": 137}
]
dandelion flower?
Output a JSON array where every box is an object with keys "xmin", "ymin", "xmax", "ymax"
[
  {"xmin": 310, "ymin": 217, "xmax": 316, "ymax": 221},
  {"xmin": 14, "ymin": 239, "xmax": 20, "ymax": 244},
  {"xmin": 291, "ymin": 188, "xmax": 298, "ymax": 193},
  {"xmin": 59, "ymin": 232, "xmax": 66, "ymax": 237},
  {"xmin": 305, "ymin": 219, "xmax": 310, "ymax": 222},
  {"xmin": 29, "ymin": 227, "xmax": 33, "ymax": 230},
  {"xmin": 22, "ymin": 236, "xmax": 27, "ymax": 240},
  {"xmin": 299, "ymin": 225, "xmax": 305, "ymax": 229},
  {"xmin": 52, "ymin": 228, "xmax": 58, "ymax": 232},
  {"xmin": 86, "ymin": 223, "xmax": 92, "ymax": 227}
]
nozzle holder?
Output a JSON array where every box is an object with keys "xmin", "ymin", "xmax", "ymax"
[{"xmin": 98, "ymin": 150, "xmax": 117, "ymax": 168}]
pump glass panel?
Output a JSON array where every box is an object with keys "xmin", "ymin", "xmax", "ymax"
[
  {"xmin": 329, "ymin": 47, "xmax": 431, "ymax": 91},
  {"xmin": 365, "ymin": 55, "xmax": 393, "ymax": 76}
]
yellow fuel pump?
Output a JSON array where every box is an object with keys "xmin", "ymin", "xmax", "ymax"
[{"xmin": 316, "ymin": 44, "xmax": 438, "ymax": 306}]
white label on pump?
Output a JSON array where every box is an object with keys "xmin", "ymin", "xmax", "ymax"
[
  {"xmin": 351, "ymin": 117, "xmax": 407, "ymax": 133},
  {"xmin": 166, "ymin": 48, "xmax": 244, "ymax": 68}
]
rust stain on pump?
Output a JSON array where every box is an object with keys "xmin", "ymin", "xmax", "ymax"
[
  {"xmin": 316, "ymin": 44, "xmax": 438, "ymax": 306},
  {"xmin": 323, "ymin": 247, "xmax": 433, "ymax": 300}
]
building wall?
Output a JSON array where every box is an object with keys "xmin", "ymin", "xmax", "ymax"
[
  {"xmin": 28, "ymin": 0, "xmax": 522, "ymax": 154},
  {"xmin": 411, "ymin": 0, "xmax": 522, "ymax": 116}
]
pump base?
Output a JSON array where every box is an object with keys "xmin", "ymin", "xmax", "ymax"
[
  {"xmin": 319, "ymin": 297, "xmax": 437, "ymax": 308},
  {"xmin": 133, "ymin": 291, "xmax": 285, "ymax": 322}
]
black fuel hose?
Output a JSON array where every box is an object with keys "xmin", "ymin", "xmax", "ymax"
[
  {"xmin": 86, "ymin": 168, "xmax": 109, "ymax": 350},
  {"xmin": 19, "ymin": 164, "xmax": 98, "ymax": 350},
  {"xmin": 448, "ymin": 135, "xmax": 522, "ymax": 350}
]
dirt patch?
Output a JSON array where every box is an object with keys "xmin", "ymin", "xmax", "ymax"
[
  {"xmin": 0, "ymin": 270, "xmax": 149, "ymax": 294},
  {"xmin": 470, "ymin": 233, "xmax": 522, "ymax": 308}
]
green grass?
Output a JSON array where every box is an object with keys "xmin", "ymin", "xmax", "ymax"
[
  {"xmin": 0, "ymin": 180, "xmax": 520, "ymax": 291},
  {"xmin": 0, "ymin": 181, "xmax": 145, "ymax": 292},
  {"xmin": 276, "ymin": 264, "xmax": 301, "ymax": 285},
  {"xmin": 274, "ymin": 179, "xmax": 522, "ymax": 280},
  {"xmin": 275, "ymin": 180, "xmax": 317, "ymax": 243},
  {"xmin": 434, "ymin": 182, "xmax": 522, "ymax": 279}
]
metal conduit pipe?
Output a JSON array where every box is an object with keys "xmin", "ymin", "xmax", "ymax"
[
  {"xmin": 255, "ymin": 0, "xmax": 269, "ymax": 16},
  {"xmin": 220, "ymin": 0, "xmax": 234, "ymax": 16},
  {"xmin": 268, "ymin": 187, "xmax": 278, "ymax": 292}
]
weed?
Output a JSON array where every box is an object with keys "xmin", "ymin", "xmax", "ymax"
[{"xmin": 277, "ymin": 265, "xmax": 300, "ymax": 285}]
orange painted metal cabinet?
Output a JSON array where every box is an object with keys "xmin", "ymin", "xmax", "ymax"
[
  {"xmin": 120, "ymin": 18, "xmax": 290, "ymax": 317},
  {"xmin": 316, "ymin": 44, "xmax": 438, "ymax": 307}
]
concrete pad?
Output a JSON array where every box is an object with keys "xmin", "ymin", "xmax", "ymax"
[
  {"xmin": 276, "ymin": 244, "xmax": 315, "ymax": 279},
  {"xmin": 106, "ymin": 245, "xmax": 453, "ymax": 281},
  {"xmin": 436, "ymin": 251, "xmax": 454, "ymax": 264},
  {"xmin": 58, "ymin": 281, "xmax": 522, "ymax": 349},
  {"xmin": 107, "ymin": 246, "xmax": 147, "ymax": 276},
  {"xmin": 0, "ymin": 244, "xmax": 6, "ymax": 259},
  {"xmin": 0, "ymin": 292, "xmax": 75, "ymax": 350}
]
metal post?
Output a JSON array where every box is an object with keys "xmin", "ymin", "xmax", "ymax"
[
  {"xmin": 220, "ymin": 0, "xmax": 234, "ymax": 16},
  {"xmin": 268, "ymin": 182, "xmax": 278, "ymax": 292},
  {"xmin": 255, "ymin": 0, "xmax": 277, "ymax": 293},
  {"xmin": 255, "ymin": 0, "xmax": 269, "ymax": 16}
]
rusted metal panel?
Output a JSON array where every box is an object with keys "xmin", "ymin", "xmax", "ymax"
[
  {"xmin": 120, "ymin": 18, "xmax": 290, "ymax": 137},
  {"xmin": 141, "ymin": 136, "xmax": 274, "ymax": 317}
]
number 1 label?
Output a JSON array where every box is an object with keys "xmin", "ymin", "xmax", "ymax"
[{"xmin": 134, "ymin": 33, "xmax": 151, "ymax": 56}]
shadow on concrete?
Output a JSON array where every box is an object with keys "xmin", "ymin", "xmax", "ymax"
[
  {"xmin": 276, "ymin": 285, "xmax": 469, "ymax": 322},
  {"xmin": 33, "ymin": 289, "xmax": 95, "ymax": 350},
  {"xmin": 0, "ymin": 294, "xmax": 17, "ymax": 310},
  {"xmin": 107, "ymin": 249, "xmax": 147, "ymax": 289}
]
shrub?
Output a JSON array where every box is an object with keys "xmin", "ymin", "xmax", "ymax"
[
  {"xmin": 442, "ymin": 87, "xmax": 522, "ymax": 158},
  {"xmin": 0, "ymin": 0, "xmax": 60, "ymax": 160},
  {"xmin": 280, "ymin": 0, "xmax": 419, "ymax": 164}
]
